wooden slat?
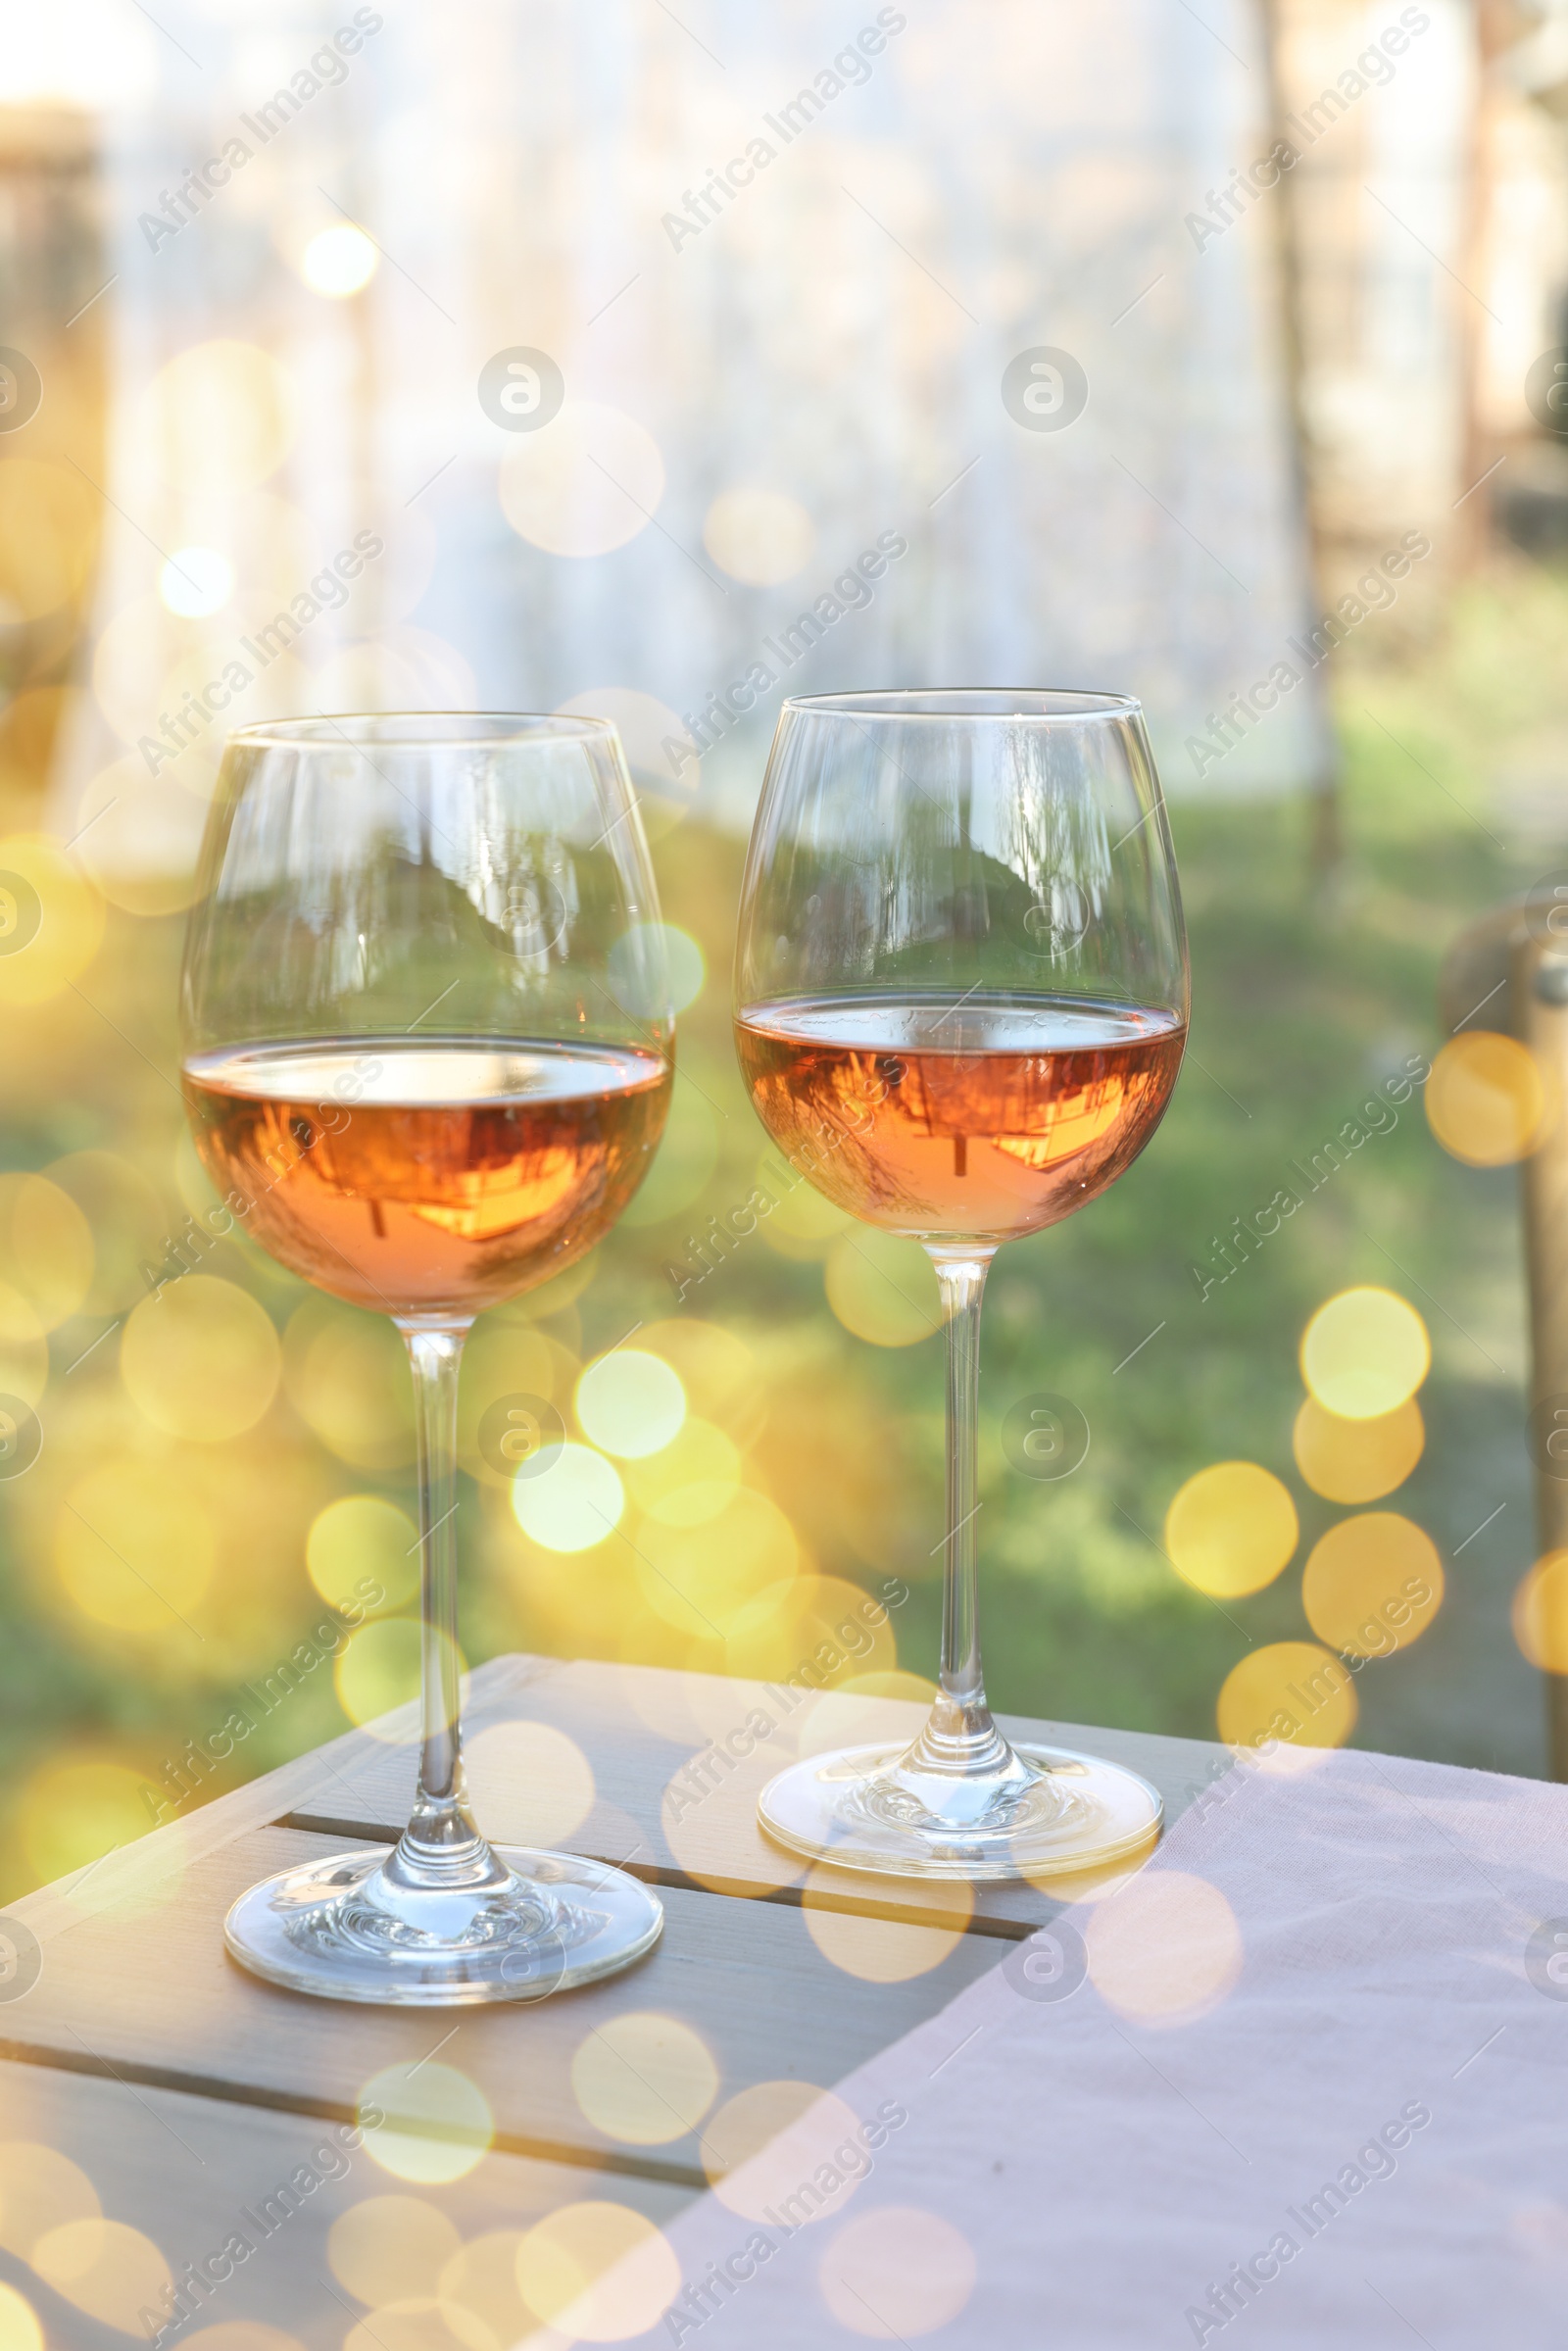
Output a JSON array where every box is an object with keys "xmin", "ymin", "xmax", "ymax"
[
  {"xmin": 3, "ymin": 1826, "xmax": 1002, "ymax": 2188},
  {"xmin": 282, "ymin": 1655, "xmax": 1230, "ymax": 1931},
  {"xmin": 0, "ymin": 2058, "xmax": 690, "ymax": 2351}
]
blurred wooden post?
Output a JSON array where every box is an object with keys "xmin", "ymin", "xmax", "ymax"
[
  {"xmin": 1443, "ymin": 896, "xmax": 1568, "ymax": 1778},
  {"xmin": 1515, "ymin": 915, "xmax": 1568, "ymax": 1779}
]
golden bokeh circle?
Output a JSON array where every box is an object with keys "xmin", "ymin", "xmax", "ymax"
[
  {"xmin": 569, "ymin": 2012, "xmax": 719, "ymax": 2146},
  {"xmin": 120, "ymin": 1275, "xmax": 281, "ymax": 1441},
  {"xmin": 632, "ymin": 1485, "xmax": 799, "ymax": 1640},
  {"xmin": 1085, "ymin": 1869, "xmax": 1243, "ymax": 2025},
  {"xmin": 283, "ymin": 1300, "xmax": 416, "ymax": 1468},
  {"xmin": 1513, "ymin": 1551, "xmax": 1568, "ymax": 1674},
  {"xmin": 824, "ymin": 1233, "xmax": 941, "ymax": 1347},
  {"xmin": 625, "ymin": 1415, "xmax": 741, "ymax": 1518},
  {"xmin": 465, "ymin": 1721, "xmax": 595, "ymax": 1845},
  {"xmin": 54, "ymin": 1460, "xmax": 216, "ymax": 1634},
  {"xmin": 701, "ymin": 2080, "xmax": 865, "ymax": 2221},
  {"xmin": 818, "ymin": 2206, "xmax": 976, "ymax": 2340},
  {"xmin": 0, "ymin": 835, "xmax": 104, "ymax": 1006},
  {"xmin": 0, "ymin": 1281, "xmax": 47, "ymax": 1407},
  {"xmin": 1292, "ymin": 1395, "xmax": 1424, "ymax": 1503},
  {"xmin": 514, "ymin": 2201, "xmax": 679, "ymax": 2342},
  {"xmin": 511, "ymin": 1441, "xmax": 623, "ymax": 1552},
  {"xmin": 359, "ymin": 2063, "xmax": 493, "ymax": 2184},
  {"xmin": 1426, "ymin": 1031, "xmax": 1552, "ymax": 1165},
  {"xmin": 31, "ymin": 2219, "xmax": 172, "ymax": 2328},
  {"xmin": 327, "ymin": 2194, "xmax": 463, "ymax": 2305},
  {"xmin": 0, "ymin": 461, "xmax": 98, "ymax": 619},
  {"xmin": 0, "ymin": 2142, "xmax": 100, "ymax": 2258},
  {"xmin": 1300, "ymin": 1287, "xmax": 1430, "ymax": 1421},
  {"xmin": 0, "ymin": 2285, "xmax": 40, "ymax": 2351},
  {"xmin": 18, "ymin": 1753, "xmax": 167, "ymax": 1887},
  {"xmin": 336, "ymin": 1621, "xmax": 462, "ymax": 1738},
  {"xmin": 1216, "ymin": 1640, "xmax": 1358, "ymax": 1755},
  {"xmin": 1163, "ymin": 1461, "xmax": 1298, "ymax": 1596},
  {"xmin": 1301, "ymin": 1512, "xmax": 1444, "ymax": 1658},
  {"xmin": 803, "ymin": 1868, "xmax": 972, "ymax": 1982},
  {"xmin": 306, "ymin": 1494, "xmax": 419, "ymax": 1618},
  {"xmin": 575, "ymin": 1348, "xmax": 687, "ymax": 1459},
  {"xmin": 437, "ymin": 2231, "xmax": 530, "ymax": 2345},
  {"xmin": 0, "ymin": 1172, "xmax": 93, "ymax": 1329}
]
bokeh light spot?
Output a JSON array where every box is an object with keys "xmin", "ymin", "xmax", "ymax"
[
  {"xmin": 1513, "ymin": 1551, "xmax": 1568, "ymax": 1674},
  {"xmin": 327, "ymin": 2194, "xmax": 463, "ymax": 2306},
  {"xmin": 702, "ymin": 2081, "xmax": 864, "ymax": 2222},
  {"xmin": 1085, "ymin": 1870, "xmax": 1243, "ymax": 2025},
  {"xmin": 437, "ymin": 2230, "xmax": 530, "ymax": 2344},
  {"xmin": 512, "ymin": 1441, "xmax": 623, "ymax": 1551},
  {"xmin": 54, "ymin": 1460, "xmax": 215, "ymax": 1634},
  {"xmin": 360, "ymin": 2063, "xmax": 493, "ymax": 2184},
  {"xmin": 0, "ymin": 1283, "xmax": 46, "ymax": 1407},
  {"xmin": 1301, "ymin": 1512, "xmax": 1444, "ymax": 1658},
  {"xmin": 0, "ymin": 2285, "xmax": 40, "ymax": 2351},
  {"xmin": 824, "ymin": 1233, "xmax": 941, "ymax": 1347},
  {"xmin": 1292, "ymin": 1395, "xmax": 1424, "ymax": 1503},
  {"xmin": 138, "ymin": 340, "xmax": 296, "ymax": 495},
  {"xmin": 0, "ymin": 2143, "xmax": 100, "ymax": 2259},
  {"xmin": 465, "ymin": 1720, "xmax": 595, "ymax": 1844},
  {"xmin": 514, "ymin": 2201, "xmax": 679, "ymax": 2341},
  {"xmin": 607, "ymin": 921, "xmax": 703, "ymax": 1016},
  {"xmin": 336, "ymin": 1621, "xmax": 460, "ymax": 1737},
  {"xmin": 0, "ymin": 836, "xmax": 103, "ymax": 1006},
  {"xmin": 159, "ymin": 546, "xmax": 234, "ymax": 617},
  {"xmin": 633, "ymin": 1485, "xmax": 799, "ymax": 1639},
  {"xmin": 19, "ymin": 1755, "xmax": 165, "ymax": 1887},
  {"xmin": 818, "ymin": 2206, "xmax": 976, "ymax": 2340},
  {"xmin": 31, "ymin": 2219, "xmax": 172, "ymax": 2328},
  {"xmin": 284, "ymin": 1300, "xmax": 416, "ymax": 1469},
  {"xmin": 625, "ymin": 1415, "xmax": 740, "ymax": 1517},
  {"xmin": 804, "ymin": 1867, "xmax": 971, "ymax": 1981},
  {"xmin": 1300, "ymin": 1287, "xmax": 1430, "ymax": 1421},
  {"xmin": 570, "ymin": 2013, "xmax": 718, "ymax": 2146},
  {"xmin": 0, "ymin": 1173, "xmax": 93, "ymax": 1329},
  {"xmin": 1426, "ymin": 1031, "xmax": 1552, "ymax": 1166},
  {"xmin": 306, "ymin": 1494, "xmax": 419, "ymax": 1618},
  {"xmin": 1164, "ymin": 1462, "xmax": 1298, "ymax": 1597},
  {"xmin": 1216, "ymin": 1640, "xmax": 1358, "ymax": 1755},
  {"xmin": 500, "ymin": 403, "xmax": 664, "ymax": 559},
  {"xmin": 703, "ymin": 487, "xmax": 815, "ymax": 585},
  {"xmin": 301, "ymin": 223, "xmax": 377, "ymax": 296},
  {"xmin": 576, "ymin": 1349, "xmax": 686, "ymax": 1459},
  {"xmin": 120, "ymin": 1276, "xmax": 280, "ymax": 1441}
]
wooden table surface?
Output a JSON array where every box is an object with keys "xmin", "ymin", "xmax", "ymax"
[{"xmin": 0, "ymin": 1654, "xmax": 1226, "ymax": 2346}]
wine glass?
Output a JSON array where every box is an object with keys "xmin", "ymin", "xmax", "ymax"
[
  {"xmin": 734, "ymin": 690, "xmax": 1189, "ymax": 1880},
  {"xmin": 181, "ymin": 713, "xmax": 672, "ymax": 2001}
]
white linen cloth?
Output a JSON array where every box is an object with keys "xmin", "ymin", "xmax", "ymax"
[{"xmin": 624, "ymin": 1744, "xmax": 1568, "ymax": 2347}]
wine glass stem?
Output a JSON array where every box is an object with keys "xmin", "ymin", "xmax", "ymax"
[
  {"xmin": 922, "ymin": 1245, "xmax": 1008, "ymax": 1771},
  {"xmin": 396, "ymin": 1320, "xmax": 487, "ymax": 1880}
]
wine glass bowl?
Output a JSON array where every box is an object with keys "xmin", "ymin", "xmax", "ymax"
[
  {"xmin": 734, "ymin": 690, "xmax": 1188, "ymax": 1880},
  {"xmin": 181, "ymin": 713, "xmax": 672, "ymax": 2000}
]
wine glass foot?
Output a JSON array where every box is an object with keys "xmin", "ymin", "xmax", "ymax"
[
  {"xmin": 223, "ymin": 1843, "xmax": 663, "ymax": 2005},
  {"xmin": 758, "ymin": 1740, "xmax": 1162, "ymax": 1882}
]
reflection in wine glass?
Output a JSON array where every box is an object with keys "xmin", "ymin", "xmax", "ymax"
[
  {"xmin": 734, "ymin": 690, "xmax": 1189, "ymax": 1881},
  {"xmin": 181, "ymin": 713, "xmax": 672, "ymax": 2001}
]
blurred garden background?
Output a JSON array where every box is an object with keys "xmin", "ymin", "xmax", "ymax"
[{"xmin": 2, "ymin": 0, "xmax": 1568, "ymax": 1899}]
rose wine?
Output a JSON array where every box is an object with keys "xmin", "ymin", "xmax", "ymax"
[
  {"xmin": 735, "ymin": 993, "xmax": 1185, "ymax": 1242},
  {"xmin": 184, "ymin": 1038, "xmax": 670, "ymax": 1317}
]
